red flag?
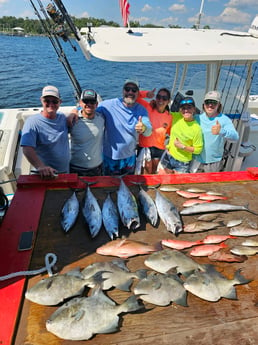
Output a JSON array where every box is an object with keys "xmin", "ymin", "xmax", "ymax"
[{"xmin": 119, "ymin": 0, "xmax": 130, "ymax": 27}]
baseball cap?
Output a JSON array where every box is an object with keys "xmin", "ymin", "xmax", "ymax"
[
  {"xmin": 81, "ymin": 89, "xmax": 97, "ymax": 102},
  {"xmin": 124, "ymin": 79, "xmax": 139, "ymax": 89},
  {"xmin": 42, "ymin": 85, "xmax": 60, "ymax": 99},
  {"xmin": 179, "ymin": 96, "xmax": 195, "ymax": 107},
  {"xmin": 204, "ymin": 90, "xmax": 221, "ymax": 103}
]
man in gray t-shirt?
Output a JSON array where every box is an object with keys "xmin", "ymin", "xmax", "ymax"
[{"xmin": 70, "ymin": 89, "xmax": 105, "ymax": 176}]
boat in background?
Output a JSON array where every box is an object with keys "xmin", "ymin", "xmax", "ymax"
[{"xmin": 1, "ymin": 0, "xmax": 258, "ymax": 197}]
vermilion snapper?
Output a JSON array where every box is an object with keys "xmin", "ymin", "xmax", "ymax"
[
  {"xmin": 161, "ymin": 239, "xmax": 203, "ymax": 250},
  {"xmin": 201, "ymin": 234, "xmax": 237, "ymax": 244},
  {"xmin": 189, "ymin": 243, "xmax": 228, "ymax": 257},
  {"xmin": 96, "ymin": 238, "xmax": 162, "ymax": 259}
]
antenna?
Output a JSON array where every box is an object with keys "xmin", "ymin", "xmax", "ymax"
[{"xmin": 196, "ymin": 0, "xmax": 205, "ymax": 30}]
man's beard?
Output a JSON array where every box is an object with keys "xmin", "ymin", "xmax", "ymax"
[{"xmin": 124, "ymin": 96, "xmax": 136, "ymax": 105}]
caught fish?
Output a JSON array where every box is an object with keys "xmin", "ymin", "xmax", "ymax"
[
  {"xmin": 202, "ymin": 234, "xmax": 237, "ymax": 244},
  {"xmin": 137, "ymin": 185, "xmax": 158, "ymax": 227},
  {"xmin": 189, "ymin": 243, "xmax": 228, "ymax": 257},
  {"xmin": 183, "ymin": 221, "xmax": 223, "ymax": 233},
  {"xmin": 182, "ymin": 199, "xmax": 210, "ymax": 207},
  {"xmin": 197, "ymin": 214, "xmax": 219, "ymax": 222},
  {"xmin": 25, "ymin": 268, "xmax": 91, "ymax": 306},
  {"xmin": 226, "ymin": 219, "xmax": 243, "ymax": 227},
  {"xmin": 60, "ymin": 191, "xmax": 79, "ymax": 232},
  {"xmin": 81, "ymin": 259, "xmax": 147, "ymax": 291},
  {"xmin": 176, "ymin": 190, "xmax": 202, "ymax": 199},
  {"xmin": 206, "ymin": 191, "xmax": 224, "ymax": 196},
  {"xmin": 186, "ymin": 188, "xmax": 206, "ymax": 193},
  {"xmin": 184, "ymin": 265, "xmax": 251, "ymax": 302},
  {"xmin": 161, "ymin": 238, "xmax": 202, "ymax": 250},
  {"xmin": 241, "ymin": 238, "xmax": 258, "ymax": 246},
  {"xmin": 159, "ymin": 186, "xmax": 179, "ymax": 192},
  {"xmin": 155, "ymin": 190, "xmax": 183, "ymax": 235},
  {"xmin": 198, "ymin": 194, "xmax": 227, "ymax": 201},
  {"xmin": 46, "ymin": 288, "xmax": 143, "ymax": 340},
  {"xmin": 208, "ymin": 250, "xmax": 247, "ymax": 263},
  {"xmin": 102, "ymin": 193, "xmax": 119, "ymax": 239},
  {"xmin": 96, "ymin": 238, "xmax": 161, "ymax": 258},
  {"xmin": 144, "ymin": 248, "xmax": 205, "ymax": 276},
  {"xmin": 133, "ymin": 271, "xmax": 187, "ymax": 307},
  {"xmin": 230, "ymin": 246, "xmax": 258, "ymax": 256},
  {"xmin": 180, "ymin": 202, "xmax": 258, "ymax": 216},
  {"xmin": 117, "ymin": 179, "xmax": 140, "ymax": 230},
  {"xmin": 229, "ymin": 226, "xmax": 258, "ymax": 237},
  {"xmin": 82, "ymin": 185, "xmax": 102, "ymax": 238}
]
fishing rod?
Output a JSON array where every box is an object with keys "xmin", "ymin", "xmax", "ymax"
[
  {"xmin": 223, "ymin": 62, "xmax": 238, "ymax": 112},
  {"xmin": 222, "ymin": 65, "xmax": 257, "ymax": 171},
  {"xmin": 228, "ymin": 62, "xmax": 248, "ymax": 116},
  {"xmin": 29, "ymin": 0, "xmax": 82, "ymax": 101}
]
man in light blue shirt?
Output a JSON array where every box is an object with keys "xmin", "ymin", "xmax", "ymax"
[
  {"xmin": 97, "ymin": 79, "xmax": 152, "ymax": 175},
  {"xmin": 192, "ymin": 90, "xmax": 239, "ymax": 173},
  {"xmin": 21, "ymin": 85, "xmax": 70, "ymax": 178}
]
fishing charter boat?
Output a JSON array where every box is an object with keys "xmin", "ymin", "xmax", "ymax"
[{"xmin": 1, "ymin": 1, "xmax": 258, "ymax": 344}]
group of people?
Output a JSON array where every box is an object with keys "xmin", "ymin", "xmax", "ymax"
[{"xmin": 20, "ymin": 81, "xmax": 239, "ymax": 179}]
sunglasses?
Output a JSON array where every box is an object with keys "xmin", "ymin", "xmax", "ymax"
[
  {"xmin": 180, "ymin": 99, "xmax": 195, "ymax": 106},
  {"xmin": 156, "ymin": 94, "xmax": 169, "ymax": 101},
  {"xmin": 204, "ymin": 99, "xmax": 218, "ymax": 105},
  {"xmin": 43, "ymin": 99, "xmax": 59, "ymax": 105},
  {"xmin": 82, "ymin": 99, "xmax": 97, "ymax": 105},
  {"xmin": 124, "ymin": 86, "xmax": 138, "ymax": 93}
]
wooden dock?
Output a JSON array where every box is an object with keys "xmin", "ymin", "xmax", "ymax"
[{"xmin": 1, "ymin": 170, "xmax": 258, "ymax": 345}]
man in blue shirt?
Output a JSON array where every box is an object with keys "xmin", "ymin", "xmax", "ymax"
[
  {"xmin": 21, "ymin": 85, "xmax": 70, "ymax": 178},
  {"xmin": 191, "ymin": 90, "xmax": 239, "ymax": 173},
  {"xmin": 97, "ymin": 79, "xmax": 152, "ymax": 175}
]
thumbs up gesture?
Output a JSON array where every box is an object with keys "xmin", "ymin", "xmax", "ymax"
[
  {"xmin": 211, "ymin": 119, "xmax": 221, "ymax": 135},
  {"xmin": 135, "ymin": 116, "xmax": 146, "ymax": 133}
]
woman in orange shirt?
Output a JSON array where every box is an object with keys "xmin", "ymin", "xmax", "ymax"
[{"xmin": 137, "ymin": 88, "xmax": 172, "ymax": 174}]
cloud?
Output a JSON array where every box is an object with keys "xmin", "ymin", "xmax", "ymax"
[
  {"xmin": 0, "ymin": 0, "xmax": 8, "ymax": 5},
  {"xmin": 142, "ymin": 4, "xmax": 152, "ymax": 13},
  {"xmin": 227, "ymin": 0, "xmax": 258, "ymax": 8},
  {"xmin": 169, "ymin": 4, "xmax": 186, "ymax": 13},
  {"xmin": 81, "ymin": 12, "xmax": 90, "ymax": 18},
  {"xmin": 220, "ymin": 7, "xmax": 251, "ymax": 24}
]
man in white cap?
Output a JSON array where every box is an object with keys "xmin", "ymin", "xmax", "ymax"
[
  {"xmin": 96, "ymin": 79, "xmax": 152, "ymax": 175},
  {"xmin": 191, "ymin": 90, "xmax": 239, "ymax": 173},
  {"xmin": 21, "ymin": 85, "xmax": 70, "ymax": 178}
]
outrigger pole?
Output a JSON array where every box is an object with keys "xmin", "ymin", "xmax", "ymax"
[
  {"xmin": 29, "ymin": 0, "xmax": 82, "ymax": 101},
  {"xmin": 195, "ymin": 0, "xmax": 205, "ymax": 30}
]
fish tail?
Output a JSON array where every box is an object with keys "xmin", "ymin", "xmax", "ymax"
[
  {"xmin": 154, "ymin": 241, "xmax": 163, "ymax": 251},
  {"xmin": 229, "ymin": 235, "xmax": 237, "ymax": 239},
  {"xmin": 120, "ymin": 295, "xmax": 144, "ymax": 313},
  {"xmin": 135, "ymin": 269, "xmax": 148, "ymax": 280},
  {"xmin": 220, "ymin": 242, "xmax": 228, "ymax": 249},
  {"xmin": 234, "ymin": 269, "xmax": 252, "ymax": 285}
]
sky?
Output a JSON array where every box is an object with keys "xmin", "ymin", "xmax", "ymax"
[{"xmin": 0, "ymin": 0, "xmax": 258, "ymax": 31}]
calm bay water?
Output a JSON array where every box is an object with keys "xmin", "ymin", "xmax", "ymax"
[{"xmin": 0, "ymin": 34, "xmax": 258, "ymax": 109}]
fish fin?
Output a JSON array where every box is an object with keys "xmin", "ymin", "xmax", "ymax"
[
  {"xmin": 72, "ymin": 309, "xmax": 85, "ymax": 321},
  {"xmin": 174, "ymin": 292, "xmax": 188, "ymax": 307},
  {"xmin": 66, "ymin": 267, "xmax": 83, "ymax": 278},
  {"xmin": 220, "ymin": 242, "xmax": 228, "ymax": 249},
  {"xmin": 222, "ymin": 287, "xmax": 237, "ymax": 300},
  {"xmin": 135, "ymin": 269, "xmax": 148, "ymax": 280},
  {"xmin": 234, "ymin": 269, "xmax": 252, "ymax": 285},
  {"xmin": 117, "ymin": 280, "xmax": 133, "ymax": 292},
  {"xmin": 120, "ymin": 295, "xmax": 144, "ymax": 313}
]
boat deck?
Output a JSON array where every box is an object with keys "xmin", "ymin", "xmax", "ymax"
[{"xmin": 1, "ymin": 171, "xmax": 258, "ymax": 345}]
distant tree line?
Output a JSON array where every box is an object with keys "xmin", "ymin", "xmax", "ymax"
[{"xmin": 0, "ymin": 16, "xmax": 210, "ymax": 34}]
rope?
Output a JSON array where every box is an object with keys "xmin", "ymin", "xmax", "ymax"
[{"xmin": 0, "ymin": 253, "xmax": 57, "ymax": 281}]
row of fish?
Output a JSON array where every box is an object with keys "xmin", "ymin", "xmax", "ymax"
[
  {"xmin": 61, "ymin": 180, "xmax": 185, "ymax": 237},
  {"xmin": 26, "ymin": 247, "xmax": 251, "ymax": 340}
]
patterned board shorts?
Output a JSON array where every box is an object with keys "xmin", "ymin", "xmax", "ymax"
[
  {"xmin": 157, "ymin": 150, "xmax": 190, "ymax": 174},
  {"xmin": 103, "ymin": 155, "xmax": 136, "ymax": 176}
]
